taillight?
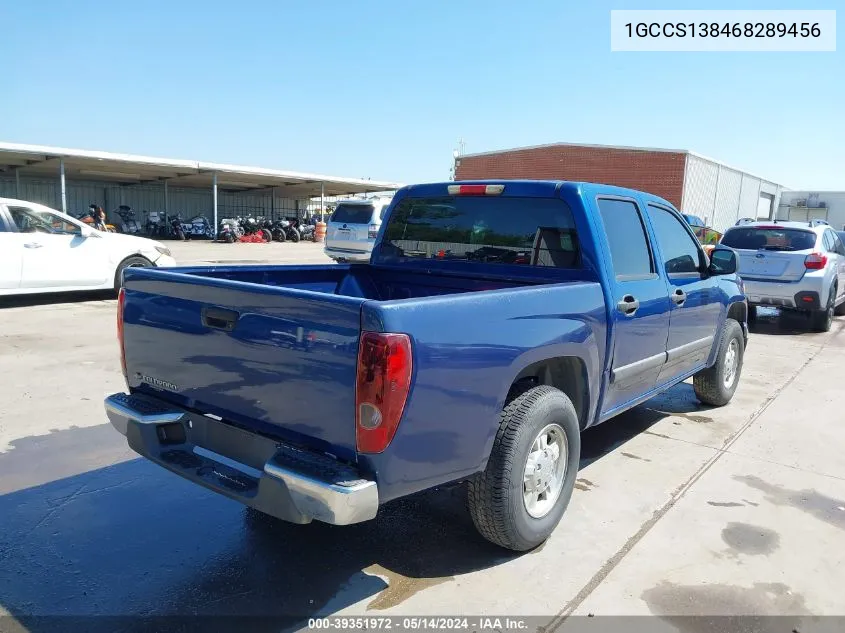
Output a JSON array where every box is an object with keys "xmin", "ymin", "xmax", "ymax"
[
  {"xmin": 368, "ymin": 224, "xmax": 379, "ymax": 239},
  {"xmin": 447, "ymin": 184, "xmax": 505, "ymax": 196},
  {"xmin": 355, "ymin": 332, "xmax": 413, "ymax": 454},
  {"xmin": 116, "ymin": 287, "xmax": 128, "ymax": 384},
  {"xmin": 804, "ymin": 252, "xmax": 828, "ymax": 270}
]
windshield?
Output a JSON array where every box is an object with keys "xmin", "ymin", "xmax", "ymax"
[
  {"xmin": 721, "ymin": 227, "xmax": 817, "ymax": 251},
  {"xmin": 380, "ymin": 196, "xmax": 580, "ymax": 268},
  {"xmin": 331, "ymin": 204, "xmax": 375, "ymax": 225}
]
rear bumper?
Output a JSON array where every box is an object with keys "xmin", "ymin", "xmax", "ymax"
[
  {"xmin": 104, "ymin": 392, "xmax": 378, "ymax": 525},
  {"xmin": 324, "ymin": 246, "xmax": 372, "ymax": 262},
  {"xmin": 743, "ymin": 275, "xmax": 826, "ymax": 310}
]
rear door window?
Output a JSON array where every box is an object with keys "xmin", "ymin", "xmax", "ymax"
[
  {"xmin": 381, "ymin": 196, "xmax": 580, "ymax": 268},
  {"xmin": 331, "ymin": 204, "xmax": 375, "ymax": 225},
  {"xmin": 721, "ymin": 227, "xmax": 817, "ymax": 251},
  {"xmin": 596, "ymin": 198, "xmax": 653, "ymax": 279}
]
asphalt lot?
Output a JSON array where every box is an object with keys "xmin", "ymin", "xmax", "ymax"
[{"xmin": 1, "ymin": 240, "xmax": 844, "ymax": 631}]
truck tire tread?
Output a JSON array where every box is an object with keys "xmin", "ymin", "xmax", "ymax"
[
  {"xmin": 468, "ymin": 385, "xmax": 579, "ymax": 551},
  {"xmin": 693, "ymin": 318, "xmax": 744, "ymax": 407}
]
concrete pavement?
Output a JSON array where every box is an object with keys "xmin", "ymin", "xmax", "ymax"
[{"xmin": 1, "ymin": 242, "xmax": 844, "ymax": 630}]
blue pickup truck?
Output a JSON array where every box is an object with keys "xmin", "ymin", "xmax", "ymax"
[{"xmin": 105, "ymin": 180, "xmax": 748, "ymax": 551}]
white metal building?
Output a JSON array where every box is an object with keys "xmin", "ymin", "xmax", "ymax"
[
  {"xmin": 776, "ymin": 191, "xmax": 845, "ymax": 230},
  {"xmin": 454, "ymin": 142, "xmax": 788, "ymax": 232},
  {"xmin": 681, "ymin": 152, "xmax": 787, "ymax": 230},
  {"xmin": 0, "ymin": 141, "xmax": 402, "ymax": 228}
]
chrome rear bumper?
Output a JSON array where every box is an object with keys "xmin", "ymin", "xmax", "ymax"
[{"xmin": 105, "ymin": 392, "xmax": 378, "ymax": 526}]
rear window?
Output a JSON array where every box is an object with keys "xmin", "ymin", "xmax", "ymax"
[
  {"xmin": 380, "ymin": 196, "xmax": 580, "ymax": 269},
  {"xmin": 721, "ymin": 227, "xmax": 817, "ymax": 251},
  {"xmin": 330, "ymin": 204, "xmax": 375, "ymax": 225}
]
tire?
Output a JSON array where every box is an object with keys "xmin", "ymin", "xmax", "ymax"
[
  {"xmin": 224, "ymin": 232, "xmax": 235, "ymax": 244},
  {"xmin": 289, "ymin": 230, "xmax": 300, "ymax": 243},
  {"xmin": 275, "ymin": 230, "xmax": 286, "ymax": 243},
  {"xmin": 467, "ymin": 385, "xmax": 580, "ymax": 552},
  {"xmin": 260, "ymin": 229, "xmax": 272, "ymax": 243},
  {"xmin": 693, "ymin": 319, "xmax": 744, "ymax": 406},
  {"xmin": 811, "ymin": 286, "xmax": 836, "ymax": 332},
  {"xmin": 114, "ymin": 256, "xmax": 152, "ymax": 290},
  {"xmin": 176, "ymin": 230, "xmax": 185, "ymax": 241}
]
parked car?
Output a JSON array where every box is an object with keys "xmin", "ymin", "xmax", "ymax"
[
  {"xmin": 719, "ymin": 219, "xmax": 845, "ymax": 330},
  {"xmin": 682, "ymin": 213, "xmax": 722, "ymax": 253},
  {"xmin": 324, "ymin": 197, "xmax": 392, "ymax": 262},
  {"xmin": 104, "ymin": 180, "xmax": 747, "ymax": 552},
  {"xmin": 0, "ymin": 198, "xmax": 176, "ymax": 296}
]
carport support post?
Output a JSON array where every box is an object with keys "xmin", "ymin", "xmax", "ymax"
[
  {"xmin": 212, "ymin": 172, "xmax": 218, "ymax": 231},
  {"xmin": 15, "ymin": 168, "xmax": 20, "ymax": 198},
  {"xmin": 320, "ymin": 182, "xmax": 325, "ymax": 222},
  {"xmin": 59, "ymin": 158, "xmax": 67, "ymax": 214},
  {"xmin": 163, "ymin": 179, "xmax": 169, "ymax": 225}
]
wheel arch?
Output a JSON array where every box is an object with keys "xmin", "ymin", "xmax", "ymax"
[
  {"xmin": 113, "ymin": 253, "xmax": 154, "ymax": 289},
  {"xmin": 506, "ymin": 355, "xmax": 592, "ymax": 431}
]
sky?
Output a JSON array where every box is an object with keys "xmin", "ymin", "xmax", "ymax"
[{"xmin": 2, "ymin": 0, "xmax": 842, "ymax": 189}]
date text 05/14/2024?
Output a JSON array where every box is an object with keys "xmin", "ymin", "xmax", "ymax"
[{"xmin": 308, "ymin": 617, "xmax": 529, "ymax": 630}]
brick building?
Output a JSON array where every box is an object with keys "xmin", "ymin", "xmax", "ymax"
[{"xmin": 454, "ymin": 142, "xmax": 786, "ymax": 232}]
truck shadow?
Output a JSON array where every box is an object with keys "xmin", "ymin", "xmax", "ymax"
[{"xmin": 0, "ymin": 383, "xmax": 694, "ymax": 630}]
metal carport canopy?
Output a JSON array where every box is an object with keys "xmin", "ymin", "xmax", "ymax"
[{"xmin": 0, "ymin": 141, "xmax": 403, "ymax": 198}]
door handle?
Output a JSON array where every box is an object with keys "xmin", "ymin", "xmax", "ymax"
[
  {"xmin": 671, "ymin": 289, "xmax": 687, "ymax": 306},
  {"xmin": 201, "ymin": 306, "xmax": 240, "ymax": 331},
  {"xmin": 24, "ymin": 243, "xmax": 43, "ymax": 249},
  {"xmin": 616, "ymin": 295, "xmax": 640, "ymax": 317}
]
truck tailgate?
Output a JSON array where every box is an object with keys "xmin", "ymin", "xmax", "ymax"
[{"xmin": 121, "ymin": 271, "xmax": 365, "ymax": 461}]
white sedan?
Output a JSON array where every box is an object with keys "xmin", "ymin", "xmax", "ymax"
[{"xmin": 0, "ymin": 197, "xmax": 176, "ymax": 296}]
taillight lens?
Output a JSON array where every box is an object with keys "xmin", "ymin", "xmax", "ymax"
[
  {"xmin": 116, "ymin": 287, "xmax": 128, "ymax": 384},
  {"xmin": 355, "ymin": 332, "xmax": 412, "ymax": 454},
  {"xmin": 446, "ymin": 184, "xmax": 505, "ymax": 196},
  {"xmin": 804, "ymin": 252, "xmax": 828, "ymax": 270},
  {"xmin": 368, "ymin": 224, "xmax": 379, "ymax": 239}
]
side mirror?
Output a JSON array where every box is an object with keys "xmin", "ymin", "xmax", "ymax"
[
  {"xmin": 708, "ymin": 247, "xmax": 737, "ymax": 275},
  {"xmin": 80, "ymin": 225, "xmax": 101, "ymax": 238}
]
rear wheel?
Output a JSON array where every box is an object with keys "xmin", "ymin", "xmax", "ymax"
[
  {"xmin": 693, "ymin": 319, "xmax": 744, "ymax": 406},
  {"xmin": 114, "ymin": 256, "xmax": 152, "ymax": 290},
  {"xmin": 260, "ymin": 229, "xmax": 272, "ymax": 243},
  {"xmin": 811, "ymin": 286, "xmax": 836, "ymax": 332},
  {"xmin": 289, "ymin": 229, "xmax": 300, "ymax": 243},
  {"xmin": 224, "ymin": 232, "xmax": 235, "ymax": 243},
  {"xmin": 274, "ymin": 229, "xmax": 286, "ymax": 243},
  {"xmin": 468, "ymin": 385, "xmax": 580, "ymax": 551}
]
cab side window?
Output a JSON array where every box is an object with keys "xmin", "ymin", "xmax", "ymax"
[
  {"xmin": 596, "ymin": 198, "xmax": 653, "ymax": 279},
  {"xmin": 647, "ymin": 205, "xmax": 704, "ymax": 276}
]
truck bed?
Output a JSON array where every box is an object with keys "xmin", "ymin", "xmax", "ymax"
[{"xmin": 120, "ymin": 263, "xmax": 582, "ymax": 465}]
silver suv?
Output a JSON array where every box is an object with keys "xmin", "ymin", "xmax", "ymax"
[
  {"xmin": 720, "ymin": 219, "xmax": 845, "ymax": 331},
  {"xmin": 324, "ymin": 197, "xmax": 392, "ymax": 263}
]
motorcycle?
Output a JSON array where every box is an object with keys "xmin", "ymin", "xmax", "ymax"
[
  {"xmin": 273, "ymin": 218, "xmax": 300, "ymax": 242},
  {"xmin": 293, "ymin": 219, "xmax": 315, "ymax": 242},
  {"xmin": 115, "ymin": 205, "xmax": 142, "ymax": 234},
  {"xmin": 217, "ymin": 218, "xmax": 243, "ymax": 243},
  {"xmin": 183, "ymin": 215, "xmax": 215, "ymax": 240},
  {"xmin": 76, "ymin": 208, "xmax": 117, "ymax": 233},
  {"xmin": 169, "ymin": 216, "xmax": 187, "ymax": 241},
  {"xmin": 144, "ymin": 211, "xmax": 167, "ymax": 238},
  {"xmin": 240, "ymin": 216, "xmax": 272, "ymax": 242}
]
